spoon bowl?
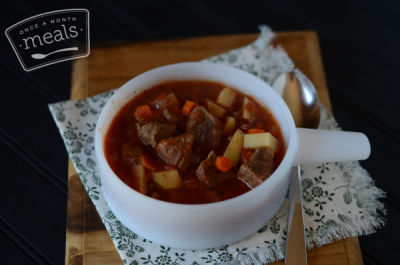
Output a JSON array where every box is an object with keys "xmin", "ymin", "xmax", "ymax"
[{"xmin": 274, "ymin": 70, "xmax": 320, "ymax": 128}]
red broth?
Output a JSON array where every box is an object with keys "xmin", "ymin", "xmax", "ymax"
[{"xmin": 104, "ymin": 80, "xmax": 285, "ymax": 204}]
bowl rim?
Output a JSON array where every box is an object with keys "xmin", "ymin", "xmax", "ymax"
[{"xmin": 94, "ymin": 62, "xmax": 298, "ymax": 211}]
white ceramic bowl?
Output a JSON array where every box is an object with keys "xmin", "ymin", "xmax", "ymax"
[{"xmin": 95, "ymin": 62, "xmax": 370, "ymax": 250}]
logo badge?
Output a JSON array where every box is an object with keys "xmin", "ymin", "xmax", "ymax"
[{"xmin": 5, "ymin": 9, "xmax": 90, "ymax": 71}]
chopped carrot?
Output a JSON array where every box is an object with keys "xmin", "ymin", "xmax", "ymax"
[
  {"xmin": 215, "ymin": 156, "xmax": 232, "ymax": 172},
  {"xmin": 140, "ymin": 154, "xmax": 157, "ymax": 170},
  {"xmin": 134, "ymin": 105, "xmax": 152, "ymax": 120},
  {"xmin": 182, "ymin": 100, "xmax": 198, "ymax": 116},
  {"xmin": 248, "ymin": 128, "xmax": 265, "ymax": 134}
]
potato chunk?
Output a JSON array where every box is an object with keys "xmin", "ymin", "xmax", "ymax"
[
  {"xmin": 152, "ymin": 170, "xmax": 182, "ymax": 189},
  {"xmin": 223, "ymin": 116, "xmax": 236, "ymax": 134},
  {"xmin": 243, "ymin": 132, "xmax": 278, "ymax": 152},
  {"xmin": 242, "ymin": 97, "xmax": 255, "ymax": 120},
  {"xmin": 223, "ymin": 129, "xmax": 244, "ymax": 166},
  {"xmin": 217, "ymin": 87, "xmax": 237, "ymax": 108},
  {"xmin": 206, "ymin": 100, "xmax": 226, "ymax": 119}
]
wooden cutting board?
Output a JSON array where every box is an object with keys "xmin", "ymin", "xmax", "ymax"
[{"xmin": 66, "ymin": 31, "xmax": 364, "ymax": 265}]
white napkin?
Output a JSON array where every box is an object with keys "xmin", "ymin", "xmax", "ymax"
[{"xmin": 49, "ymin": 25, "xmax": 385, "ymax": 265}]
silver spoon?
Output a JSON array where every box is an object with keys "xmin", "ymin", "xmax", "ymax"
[
  {"xmin": 31, "ymin": 47, "xmax": 78, "ymax": 60},
  {"xmin": 273, "ymin": 70, "xmax": 321, "ymax": 265},
  {"xmin": 274, "ymin": 70, "xmax": 320, "ymax": 128}
]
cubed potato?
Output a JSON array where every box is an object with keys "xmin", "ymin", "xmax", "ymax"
[
  {"xmin": 242, "ymin": 97, "xmax": 255, "ymax": 120},
  {"xmin": 206, "ymin": 100, "xmax": 226, "ymax": 119},
  {"xmin": 152, "ymin": 169, "xmax": 182, "ymax": 189},
  {"xmin": 152, "ymin": 93, "xmax": 180, "ymax": 111},
  {"xmin": 243, "ymin": 132, "xmax": 278, "ymax": 152},
  {"xmin": 217, "ymin": 87, "xmax": 237, "ymax": 108},
  {"xmin": 223, "ymin": 116, "xmax": 236, "ymax": 134},
  {"xmin": 132, "ymin": 164, "xmax": 147, "ymax": 194},
  {"xmin": 223, "ymin": 129, "xmax": 244, "ymax": 166}
]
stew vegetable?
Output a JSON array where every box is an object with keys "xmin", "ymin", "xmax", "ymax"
[{"xmin": 105, "ymin": 80, "xmax": 285, "ymax": 204}]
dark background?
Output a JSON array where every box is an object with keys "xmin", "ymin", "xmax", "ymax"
[{"xmin": 1, "ymin": 1, "xmax": 399, "ymax": 264}]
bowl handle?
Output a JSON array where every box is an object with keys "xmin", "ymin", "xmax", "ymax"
[{"xmin": 293, "ymin": 128, "xmax": 371, "ymax": 166}]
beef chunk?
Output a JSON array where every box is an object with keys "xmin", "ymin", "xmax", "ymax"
[
  {"xmin": 186, "ymin": 106, "xmax": 222, "ymax": 150},
  {"xmin": 237, "ymin": 147, "xmax": 274, "ymax": 189},
  {"xmin": 136, "ymin": 122, "xmax": 176, "ymax": 147},
  {"xmin": 156, "ymin": 133, "xmax": 195, "ymax": 171},
  {"xmin": 196, "ymin": 151, "xmax": 219, "ymax": 187},
  {"xmin": 151, "ymin": 93, "xmax": 180, "ymax": 111},
  {"xmin": 196, "ymin": 151, "xmax": 233, "ymax": 188}
]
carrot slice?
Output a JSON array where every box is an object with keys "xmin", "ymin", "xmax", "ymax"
[
  {"xmin": 140, "ymin": 154, "xmax": 157, "ymax": 170},
  {"xmin": 182, "ymin": 100, "xmax": 198, "ymax": 116},
  {"xmin": 215, "ymin": 156, "xmax": 232, "ymax": 172},
  {"xmin": 134, "ymin": 105, "xmax": 152, "ymax": 120},
  {"xmin": 248, "ymin": 128, "xmax": 265, "ymax": 134}
]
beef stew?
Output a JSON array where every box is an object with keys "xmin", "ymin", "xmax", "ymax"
[{"xmin": 104, "ymin": 80, "xmax": 285, "ymax": 204}]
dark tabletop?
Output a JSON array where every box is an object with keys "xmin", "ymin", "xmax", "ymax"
[{"xmin": 1, "ymin": 1, "xmax": 399, "ymax": 265}]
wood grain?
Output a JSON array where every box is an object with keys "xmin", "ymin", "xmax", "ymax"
[{"xmin": 66, "ymin": 31, "xmax": 363, "ymax": 265}]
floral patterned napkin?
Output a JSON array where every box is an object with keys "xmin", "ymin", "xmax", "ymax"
[{"xmin": 49, "ymin": 26, "xmax": 386, "ymax": 265}]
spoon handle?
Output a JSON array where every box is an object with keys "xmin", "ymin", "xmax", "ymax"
[
  {"xmin": 294, "ymin": 128, "xmax": 371, "ymax": 165},
  {"xmin": 285, "ymin": 166, "xmax": 307, "ymax": 265}
]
